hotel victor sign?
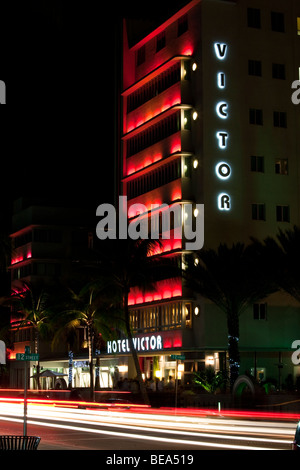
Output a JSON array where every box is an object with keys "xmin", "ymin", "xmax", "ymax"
[
  {"xmin": 107, "ymin": 330, "xmax": 182, "ymax": 354},
  {"xmin": 107, "ymin": 334, "xmax": 163, "ymax": 354}
]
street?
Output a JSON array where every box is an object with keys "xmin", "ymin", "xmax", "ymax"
[{"xmin": 0, "ymin": 399, "xmax": 296, "ymax": 451}]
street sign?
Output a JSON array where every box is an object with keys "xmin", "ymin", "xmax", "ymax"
[
  {"xmin": 171, "ymin": 354, "xmax": 185, "ymax": 360},
  {"xmin": 16, "ymin": 353, "xmax": 39, "ymax": 361},
  {"xmin": 16, "ymin": 346, "xmax": 39, "ymax": 362}
]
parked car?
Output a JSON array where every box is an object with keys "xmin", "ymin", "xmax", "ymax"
[{"xmin": 292, "ymin": 421, "xmax": 300, "ymax": 450}]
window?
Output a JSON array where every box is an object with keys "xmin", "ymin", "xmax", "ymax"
[
  {"xmin": 272, "ymin": 63, "xmax": 286, "ymax": 79},
  {"xmin": 253, "ymin": 303, "xmax": 267, "ymax": 320},
  {"xmin": 130, "ymin": 302, "xmax": 183, "ymax": 332},
  {"xmin": 156, "ymin": 31, "xmax": 166, "ymax": 52},
  {"xmin": 178, "ymin": 14, "xmax": 188, "ymax": 36},
  {"xmin": 250, "ymin": 155, "xmax": 264, "ymax": 172},
  {"xmin": 247, "ymin": 7, "xmax": 261, "ymax": 28},
  {"xmin": 297, "ymin": 17, "xmax": 300, "ymax": 35},
  {"xmin": 271, "ymin": 11, "xmax": 285, "ymax": 32},
  {"xmin": 275, "ymin": 158, "xmax": 288, "ymax": 175},
  {"xmin": 248, "ymin": 59, "xmax": 262, "ymax": 76},
  {"xmin": 276, "ymin": 205, "xmax": 290, "ymax": 222},
  {"xmin": 252, "ymin": 203, "xmax": 265, "ymax": 220},
  {"xmin": 127, "ymin": 158, "xmax": 181, "ymax": 199},
  {"xmin": 249, "ymin": 108, "xmax": 263, "ymax": 125},
  {"xmin": 273, "ymin": 111, "xmax": 287, "ymax": 128},
  {"xmin": 126, "ymin": 111, "xmax": 181, "ymax": 157},
  {"xmin": 33, "ymin": 228, "xmax": 62, "ymax": 243},
  {"xmin": 127, "ymin": 62, "xmax": 180, "ymax": 112}
]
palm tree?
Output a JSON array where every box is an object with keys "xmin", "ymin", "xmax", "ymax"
[
  {"xmin": 253, "ymin": 226, "xmax": 300, "ymax": 303},
  {"xmin": 8, "ymin": 281, "xmax": 51, "ymax": 389},
  {"xmin": 185, "ymin": 242, "xmax": 276, "ymax": 389},
  {"xmin": 52, "ymin": 281, "xmax": 121, "ymax": 401},
  {"xmin": 95, "ymin": 238, "xmax": 179, "ymax": 406}
]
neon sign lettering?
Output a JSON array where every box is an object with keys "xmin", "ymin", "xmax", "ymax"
[
  {"xmin": 216, "ymin": 162, "xmax": 231, "ymax": 179},
  {"xmin": 217, "ymin": 72, "xmax": 226, "ymax": 89},
  {"xmin": 216, "ymin": 131, "xmax": 229, "ymax": 149},
  {"xmin": 218, "ymin": 193, "xmax": 231, "ymax": 211},
  {"xmin": 107, "ymin": 334, "xmax": 163, "ymax": 354},
  {"xmin": 216, "ymin": 101, "xmax": 228, "ymax": 119},
  {"xmin": 214, "ymin": 42, "xmax": 231, "ymax": 211},
  {"xmin": 214, "ymin": 42, "xmax": 227, "ymax": 60}
]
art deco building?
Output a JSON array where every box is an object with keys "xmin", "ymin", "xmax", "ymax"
[{"xmin": 113, "ymin": 0, "xmax": 300, "ymax": 387}]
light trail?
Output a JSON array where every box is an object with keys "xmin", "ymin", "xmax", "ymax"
[
  {"xmin": 0, "ymin": 415, "xmax": 286, "ymax": 450},
  {"xmin": 0, "ymin": 398, "xmax": 296, "ymax": 450}
]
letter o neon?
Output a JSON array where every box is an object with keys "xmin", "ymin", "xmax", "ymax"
[{"xmin": 216, "ymin": 162, "xmax": 231, "ymax": 179}]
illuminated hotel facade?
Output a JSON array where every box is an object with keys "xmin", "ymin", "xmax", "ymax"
[{"xmin": 113, "ymin": 0, "xmax": 300, "ymax": 387}]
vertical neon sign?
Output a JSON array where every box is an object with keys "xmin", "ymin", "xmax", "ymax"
[{"xmin": 214, "ymin": 42, "xmax": 231, "ymax": 211}]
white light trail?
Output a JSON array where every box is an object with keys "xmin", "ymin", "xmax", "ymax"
[{"xmin": 0, "ymin": 401, "xmax": 295, "ymax": 450}]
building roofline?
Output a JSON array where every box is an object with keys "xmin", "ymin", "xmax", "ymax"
[{"xmin": 129, "ymin": 0, "xmax": 201, "ymax": 51}]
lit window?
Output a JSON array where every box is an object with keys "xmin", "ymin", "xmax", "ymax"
[
  {"xmin": 185, "ymin": 303, "xmax": 192, "ymax": 328},
  {"xmin": 275, "ymin": 159, "xmax": 288, "ymax": 175},
  {"xmin": 298, "ymin": 17, "xmax": 300, "ymax": 35}
]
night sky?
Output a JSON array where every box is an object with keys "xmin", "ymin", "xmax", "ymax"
[{"xmin": 0, "ymin": 1, "xmax": 189, "ymax": 231}]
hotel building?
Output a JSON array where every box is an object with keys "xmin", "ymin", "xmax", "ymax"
[{"xmin": 112, "ymin": 0, "xmax": 300, "ymax": 388}]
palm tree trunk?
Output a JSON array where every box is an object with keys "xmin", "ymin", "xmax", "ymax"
[
  {"xmin": 87, "ymin": 324, "xmax": 94, "ymax": 401},
  {"xmin": 95, "ymin": 356, "xmax": 100, "ymax": 390},
  {"xmin": 227, "ymin": 308, "xmax": 240, "ymax": 390},
  {"xmin": 124, "ymin": 290, "xmax": 150, "ymax": 406}
]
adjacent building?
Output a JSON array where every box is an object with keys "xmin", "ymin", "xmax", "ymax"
[{"xmin": 8, "ymin": 198, "xmax": 97, "ymax": 388}]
